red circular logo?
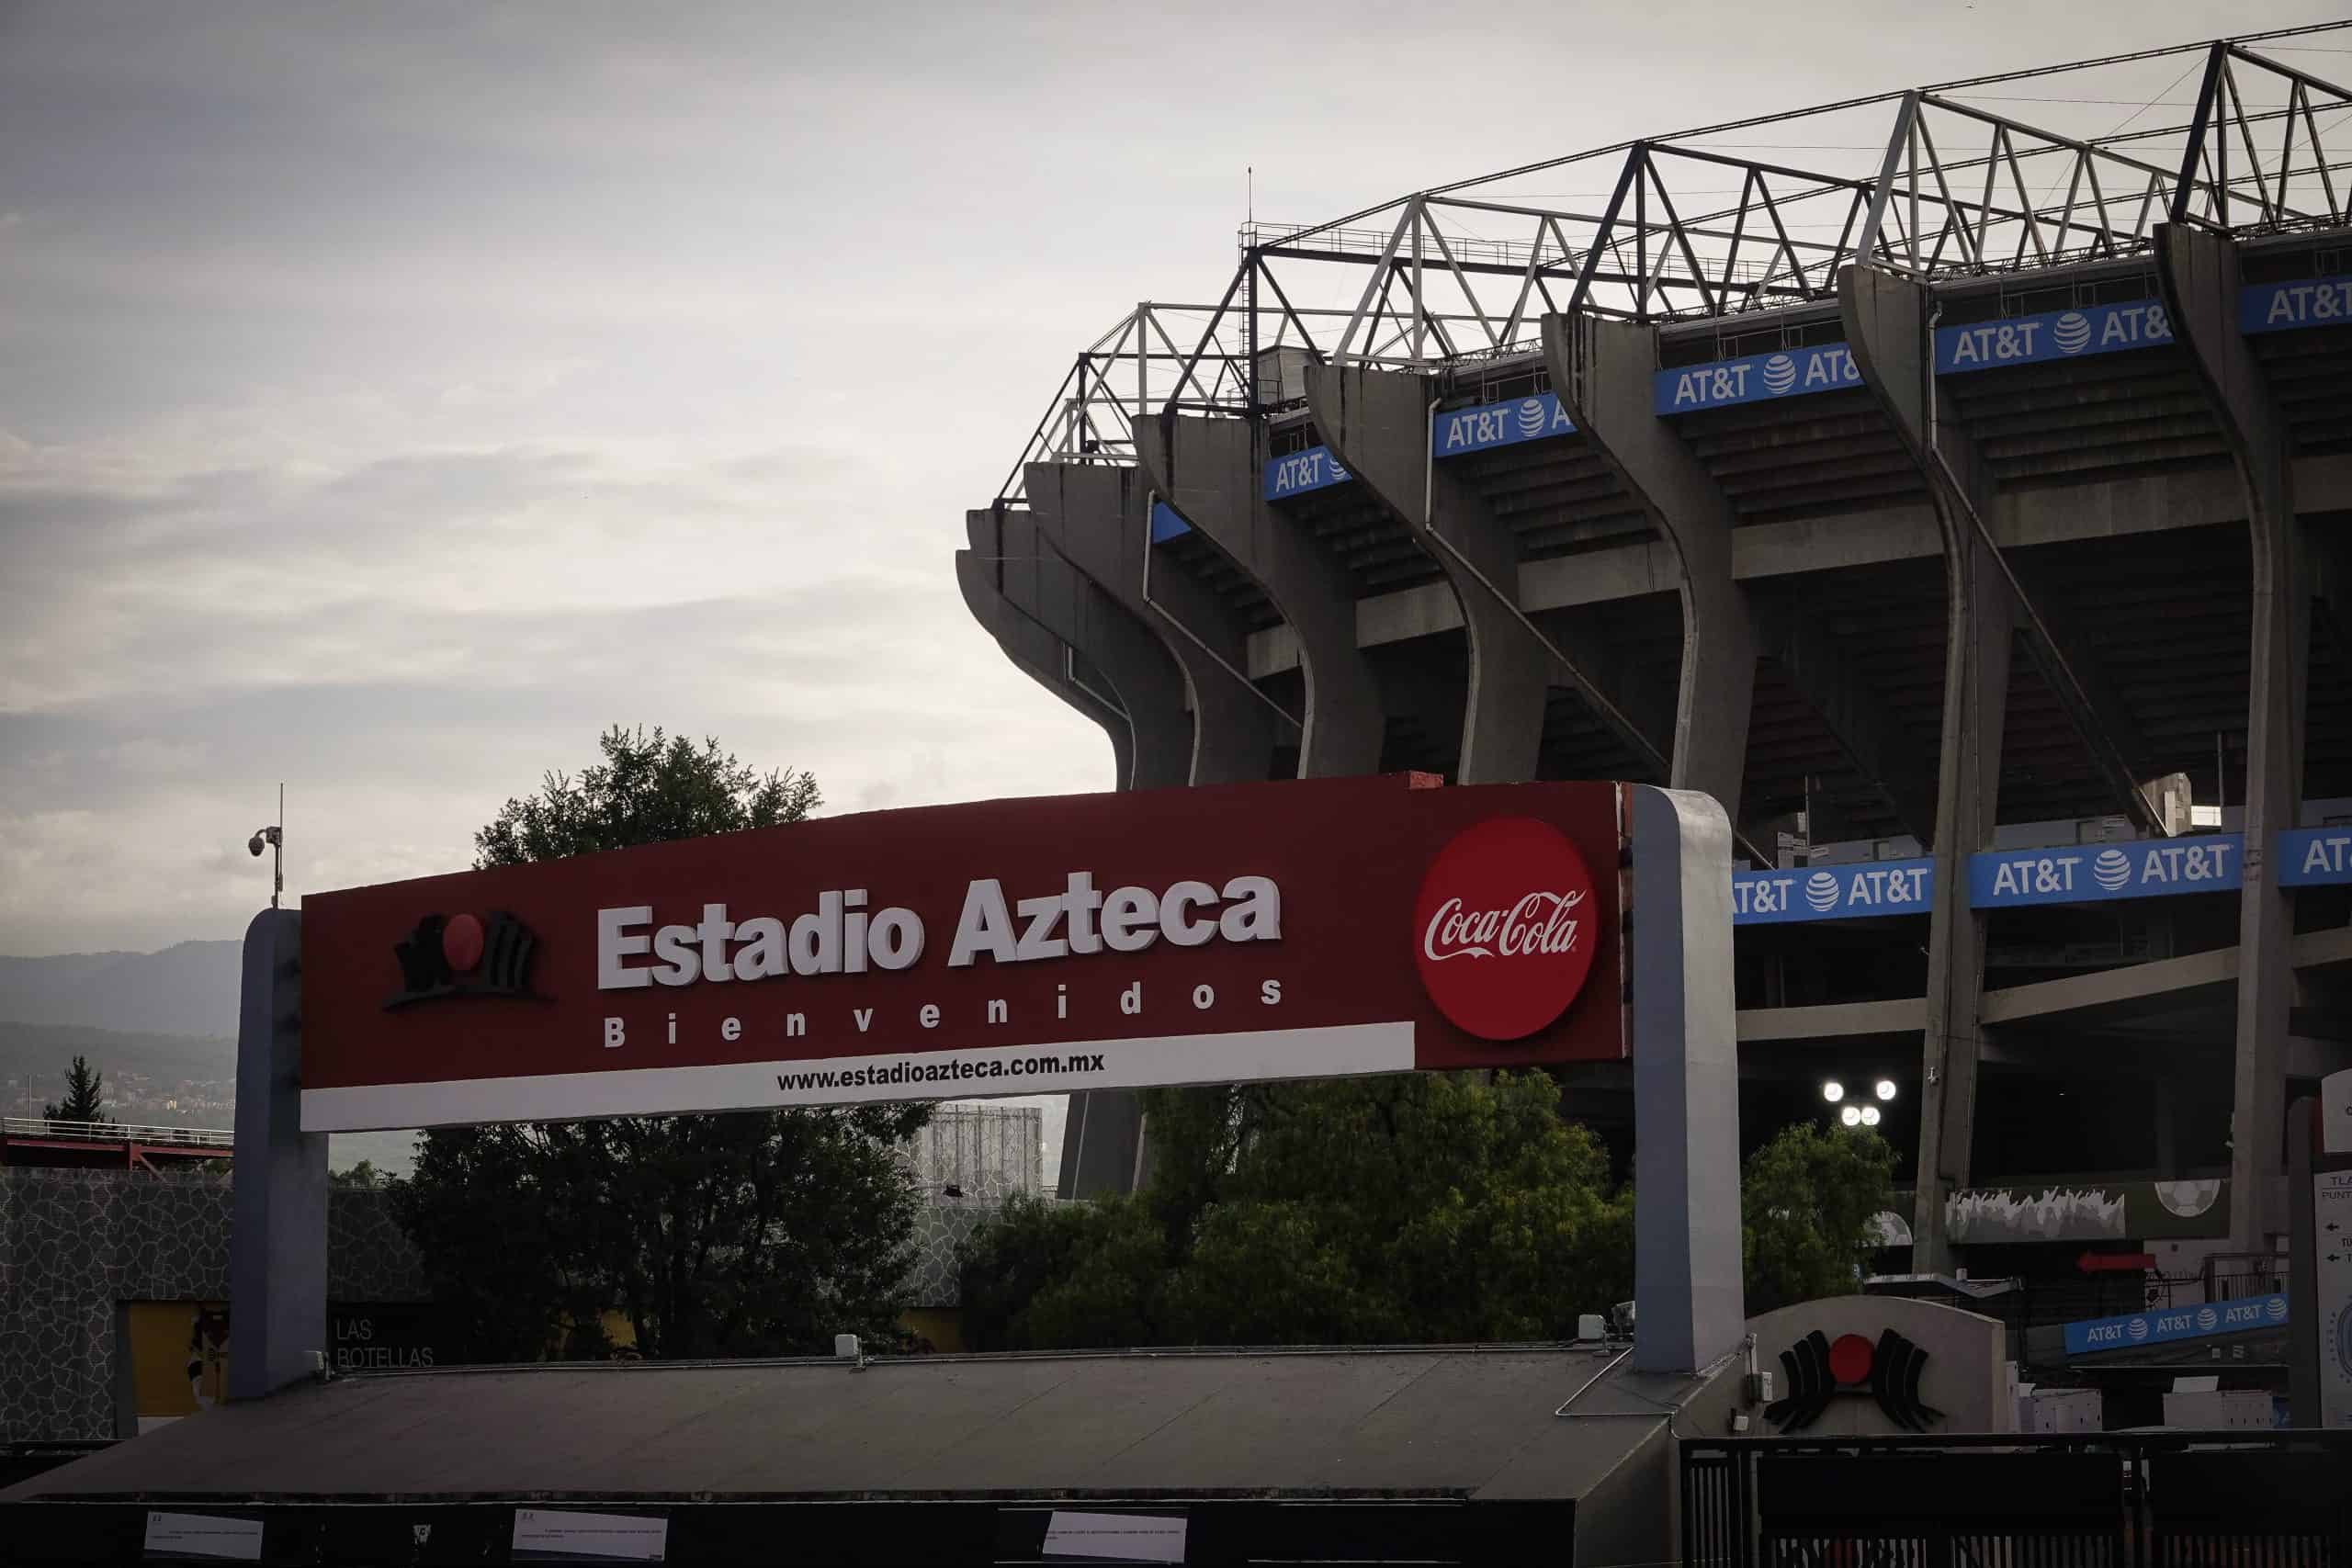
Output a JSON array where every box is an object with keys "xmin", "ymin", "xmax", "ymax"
[
  {"xmin": 1413, "ymin": 817, "xmax": 1599, "ymax": 1041},
  {"xmin": 1827, "ymin": 1333, "xmax": 1874, "ymax": 1386},
  {"xmin": 440, "ymin": 912, "xmax": 485, "ymax": 975}
]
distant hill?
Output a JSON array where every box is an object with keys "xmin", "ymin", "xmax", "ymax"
[
  {"xmin": 0, "ymin": 941, "xmax": 242, "ymax": 1037},
  {"xmin": 0, "ymin": 1021, "xmax": 235, "ymax": 1088}
]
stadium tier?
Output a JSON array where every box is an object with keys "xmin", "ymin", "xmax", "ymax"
[{"xmin": 956, "ymin": 24, "xmax": 2352, "ymax": 1275}]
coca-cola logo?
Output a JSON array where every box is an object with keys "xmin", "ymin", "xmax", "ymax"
[{"xmin": 1414, "ymin": 817, "xmax": 1599, "ymax": 1041}]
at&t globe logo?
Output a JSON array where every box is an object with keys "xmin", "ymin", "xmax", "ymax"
[
  {"xmin": 2127, "ymin": 1316, "xmax": 2150, "ymax": 1342},
  {"xmin": 2093, "ymin": 849, "xmax": 2132, "ymax": 892},
  {"xmin": 2053, "ymin": 310, "xmax": 2092, "ymax": 355},
  {"xmin": 1762, "ymin": 354, "xmax": 1797, "ymax": 396},
  {"xmin": 1517, "ymin": 399, "xmax": 1548, "ymax": 439},
  {"xmin": 1414, "ymin": 817, "xmax": 1598, "ymax": 1041},
  {"xmin": 1804, "ymin": 872, "xmax": 1841, "ymax": 913}
]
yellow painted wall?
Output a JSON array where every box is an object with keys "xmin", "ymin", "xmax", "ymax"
[
  {"xmin": 125, "ymin": 1301, "xmax": 231, "ymax": 1419},
  {"xmin": 900, "ymin": 1307, "xmax": 965, "ymax": 1354}
]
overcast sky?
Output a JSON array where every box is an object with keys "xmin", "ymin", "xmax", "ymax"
[{"xmin": 0, "ymin": 0, "xmax": 2328, "ymax": 960}]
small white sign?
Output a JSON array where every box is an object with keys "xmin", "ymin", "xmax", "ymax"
[
  {"xmin": 2324, "ymin": 1067, "xmax": 2352, "ymax": 1156},
  {"xmin": 512, "ymin": 1507, "xmax": 669, "ymax": 1562},
  {"xmin": 142, "ymin": 1511, "xmax": 263, "ymax": 1562},
  {"xmin": 1042, "ymin": 1509, "xmax": 1187, "ymax": 1563},
  {"xmin": 2319, "ymin": 1171, "xmax": 2352, "ymax": 1430}
]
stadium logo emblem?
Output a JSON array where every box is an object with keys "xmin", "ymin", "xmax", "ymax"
[
  {"xmin": 1804, "ymin": 871, "xmax": 1841, "ymax": 912},
  {"xmin": 2054, "ymin": 310, "xmax": 2092, "ymax": 355},
  {"xmin": 2197, "ymin": 1305, "xmax": 2219, "ymax": 1332},
  {"xmin": 1764, "ymin": 1328, "xmax": 1943, "ymax": 1432},
  {"xmin": 387, "ymin": 910, "xmax": 542, "ymax": 1009},
  {"xmin": 2127, "ymin": 1315, "xmax": 2150, "ymax": 1341},
  {"xmin": 1414, "ymin": 817, "xmax": 1597, "ymax": 1041},
  {"xmin": 1762, "ymin": 354, "xmax": 1797, "ymax": 396},
  {"xmin": 2093, "ymin": 849, "xmax": 2132, "ymax": 891},
  {"xmin": 2267, "ymin": 1295, "xmax": 2289, "ymax": 1322},
  {"xmin": 1517, "ymin": 398, "xmax": 1548, "ymax": 439}
]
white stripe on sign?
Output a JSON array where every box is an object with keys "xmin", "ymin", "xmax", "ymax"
[
  {"xmin": 1043, "ymin": 1511, "xmax": 1188, "ymax": 1563},
  {"xmin": 300, "ymin": 1022, "xmax": 1416, "ymax": 1132}
]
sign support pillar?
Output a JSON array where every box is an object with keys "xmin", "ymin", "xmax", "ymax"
[
  {"xmin": 1629, "ymin": 784, "xmax": 1745, "ymax": 1373},
  {"xmin": 228, "ymin": 907, "xmax": 327, "ymax": 1401}
]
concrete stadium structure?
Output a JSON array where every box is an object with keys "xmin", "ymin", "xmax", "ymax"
[{"xmin": 957, "ymin": 25, "xmax": 2352, "ymax": 1276}]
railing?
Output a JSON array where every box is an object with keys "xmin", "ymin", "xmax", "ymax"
[
  {"xmin": 1683, "ymin": 1432, "xmax": 2352, "ymax": 1568},
  {"xmin": 0, "ymin": 1117, "xmax": 234, "ymax": 1148}
]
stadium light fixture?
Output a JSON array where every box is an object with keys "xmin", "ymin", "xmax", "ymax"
[
  {"xmin": 1822, "ymin": 1080, "xmax": 1845, "ymax": 1103},
  {"xmin": 1874, "ymin": 1079, "xmax": 1897, "ymax": 1102},
  {"xmin": 1839, "ymin": 1105, "xmax": 1863, "ymax": 1128},
  {"xmin": 1860, "ymin": 1106, "xmax": 1882, "ymax": 1127}
]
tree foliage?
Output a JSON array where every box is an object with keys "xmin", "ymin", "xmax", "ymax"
[
  {"xmin": 42, "ymin": 1055, "xmax": 108, "ymax": 1124},
  {"xmin": 957, "ymin": 1073, "xmax": 1635, "ymax": 1349},
  {"xmin": 1740, "ymin": 1123, "xmax": 1897, "ymax": 1314},
  {"xmin": 392, "ymin": 726, "xmax": 930, "ymax": 1362}
]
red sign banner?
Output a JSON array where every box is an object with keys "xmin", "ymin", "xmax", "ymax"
[{"xmin": 298, "ymin": 774, "xmax": 1625, "ymax": 1131}]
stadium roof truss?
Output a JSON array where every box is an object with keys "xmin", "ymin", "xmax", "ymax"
[{"xmin": 996, "ymin": 23, "xmax": 2352, "ymax": 503}]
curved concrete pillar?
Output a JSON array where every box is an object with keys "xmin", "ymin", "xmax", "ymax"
[
  {"xmin": 1841, "ymin": 265, "xmax": 2013, "ymax": 1275},
  {"xmin": 1305, "ymin": 362, "xmax": 1667, "ymax": 785},
  {"xmin": 1136, "ymin": 412, "xmax": 1385, "ymax": 777},
  {"xmin": 965, "ymin": 503, "xmax": 1188, "ymax": 1201},
  {"xmin": 1303, "ymin": 363, "xmax": 1546, "ymax": 784},
  {"xmin": 1024, "ymin": 462, "xmax": 1283, "ymax": 786},
  {"xmin": 967, "ymin": 506, "xmax": 1192, "ymax": 791},
  {"xmin": 955, "ymin": 545, "xmax": 1134, "ymax": 789},
  {"xmin": 2158, "ymin": 224, "xmax": 2307, "ymax": 1249},
  {"xmin": 1543, "ymin": 313, "xmax": 1756, "ymax": 822}
]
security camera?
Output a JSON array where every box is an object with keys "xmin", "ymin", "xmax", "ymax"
[{"xmin": 248, "ymin": 834, "xmax": 266, "ymax": 858}]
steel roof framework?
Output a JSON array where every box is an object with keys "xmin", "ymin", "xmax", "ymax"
[{"xmin": 995, "ymin": 25, "xmax": 2352, "ymax": 504}]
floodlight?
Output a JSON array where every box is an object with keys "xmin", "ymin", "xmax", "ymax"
[
  {"xmin": 1860, "ymin": 1105, "xmax": 1882, "ymax": 1127},
  {"xmin": 1822, "ymin": 1080, "xmax": 1845, "ymax": 1103},
  {"xmin": 1874, "ymin": 1078, "xmax": 1897, "ymax": 1101},
  {"xmin": 1839, "ymin": 1105, "xmax": 1863, "ymax": 1127}
]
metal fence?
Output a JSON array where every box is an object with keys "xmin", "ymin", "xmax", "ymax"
[
  {"xmin": 1684, "ymin": 1432, "xmax": 2352, "ymax": 1568},
  {"xmin": 0, "ymin": 1117, "xmax": 233, "ymax": 1148}
]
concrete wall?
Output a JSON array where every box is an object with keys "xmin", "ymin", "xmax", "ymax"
[
  {"xmin": 1743, "ymin": 1294, "xmax": 2012, "ymax": 1436},
  {"xmin": 0, "ymin": 1170, "xmax": 424, "ymax": 1443}
]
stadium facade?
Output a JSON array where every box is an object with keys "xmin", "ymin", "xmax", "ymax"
[{"xmin": 957, "ymin": 25, "xmax": 2352, "ymax": 1276}]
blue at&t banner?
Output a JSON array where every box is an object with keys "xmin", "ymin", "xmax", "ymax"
[
  {"xmin": 1654, "ymin": 342, "xmax": 1863, "ymax": 414},
  {"xmin": 2241, "ymin": 276, "xmax": 2352, "ymax": 335},
  {"xmin": 2064, "ymin": 1292, "xmax": 2287, "ymax": 1356},
  {"xmin": 1148, "ymin": 501, "xmax": 1191, "ymax": 542},
  {"xmin": 1936, "ymin": 299, "xmax": 2174, "ymax": 375},
  {"xmin": 1733, "ymin": 859, "xmax": 1934, "ymax": 925},
  {"xmin": 1261, "ymin": 446, "xmax": 1351, "ymax": 502},
  {"xmin": 1969, "ymin": 835, "xmax": 2243, "ymax": 908},
  {"xmin": 2278, "ymin": 827, "xmax": 2352, "ymax": 886},
  {"xmin": 1431, "ymin": 390, "xmax": 1576, "ymax": 457}
]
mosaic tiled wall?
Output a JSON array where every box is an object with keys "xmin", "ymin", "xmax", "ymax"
[
  {"xmin": 0, "ymin": 1170, "xmax": 425, "ymax": 1443},
  {"xmin": 2, "ymin": 1171, "xmax": 1061, "ymax": 1442}
]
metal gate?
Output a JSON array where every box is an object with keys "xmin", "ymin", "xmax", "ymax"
[{"xmin": 1683, "ymin": 1433, "xmax": 2352, "ymax": 1568}]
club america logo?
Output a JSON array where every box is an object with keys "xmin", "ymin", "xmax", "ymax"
[{"xmin": 385, "ymin": 911, "xmax": 542, "ymax": 1009}]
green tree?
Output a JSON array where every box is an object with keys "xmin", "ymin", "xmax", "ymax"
[
  {"xmin": 956, "ymin": 1072, "xmax": 1634, "ymax": 1349},
  {"xmin": 392, "ymin": 726, "xmax": 930, "ymax": 1361},
  {"xmin": 331, "ymin": 1159, "xmax": 385, "ymax": 1190},
  {"xmin": 1740, "ymin": 1122, "xmax": 1897, "ymax": 1314},
  {"xmin": 42, "ymin": 1055, "xmax": 108, "ymax": 1124}
]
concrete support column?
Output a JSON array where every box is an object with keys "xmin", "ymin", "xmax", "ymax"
[
  {"xmin": 1025, "ymin": 462, "xmax": 1282, "ymax": 787},
  {"xmin": 1842, "ymin": 266, "xmax": 2013, "ymax": 1274},
  {"xmin": 1306, "ymin": 366, "xmax": 1549, "ymax": 783},
  {"xmin": 2159, "ymin": 224, "xmax": 2308, "ymax": 1249},
  {"xmin": 1138, "ymin": 413, "xmax": 1385, "ymax": 777},
  {"xmin": 970, "ymin": 506, "xmax": 1193, "ymax": 791},
  {"xmin": 1544, "ymin": 314, "xmax": 1757, "ymax": 821},
  {"xmin": 956, "ymin": 542, "xmax": 1134, "ymax": 789},
  {"xmin": 967, "ymin": 503, "xmax": 1192, "ymax": 1199}
]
